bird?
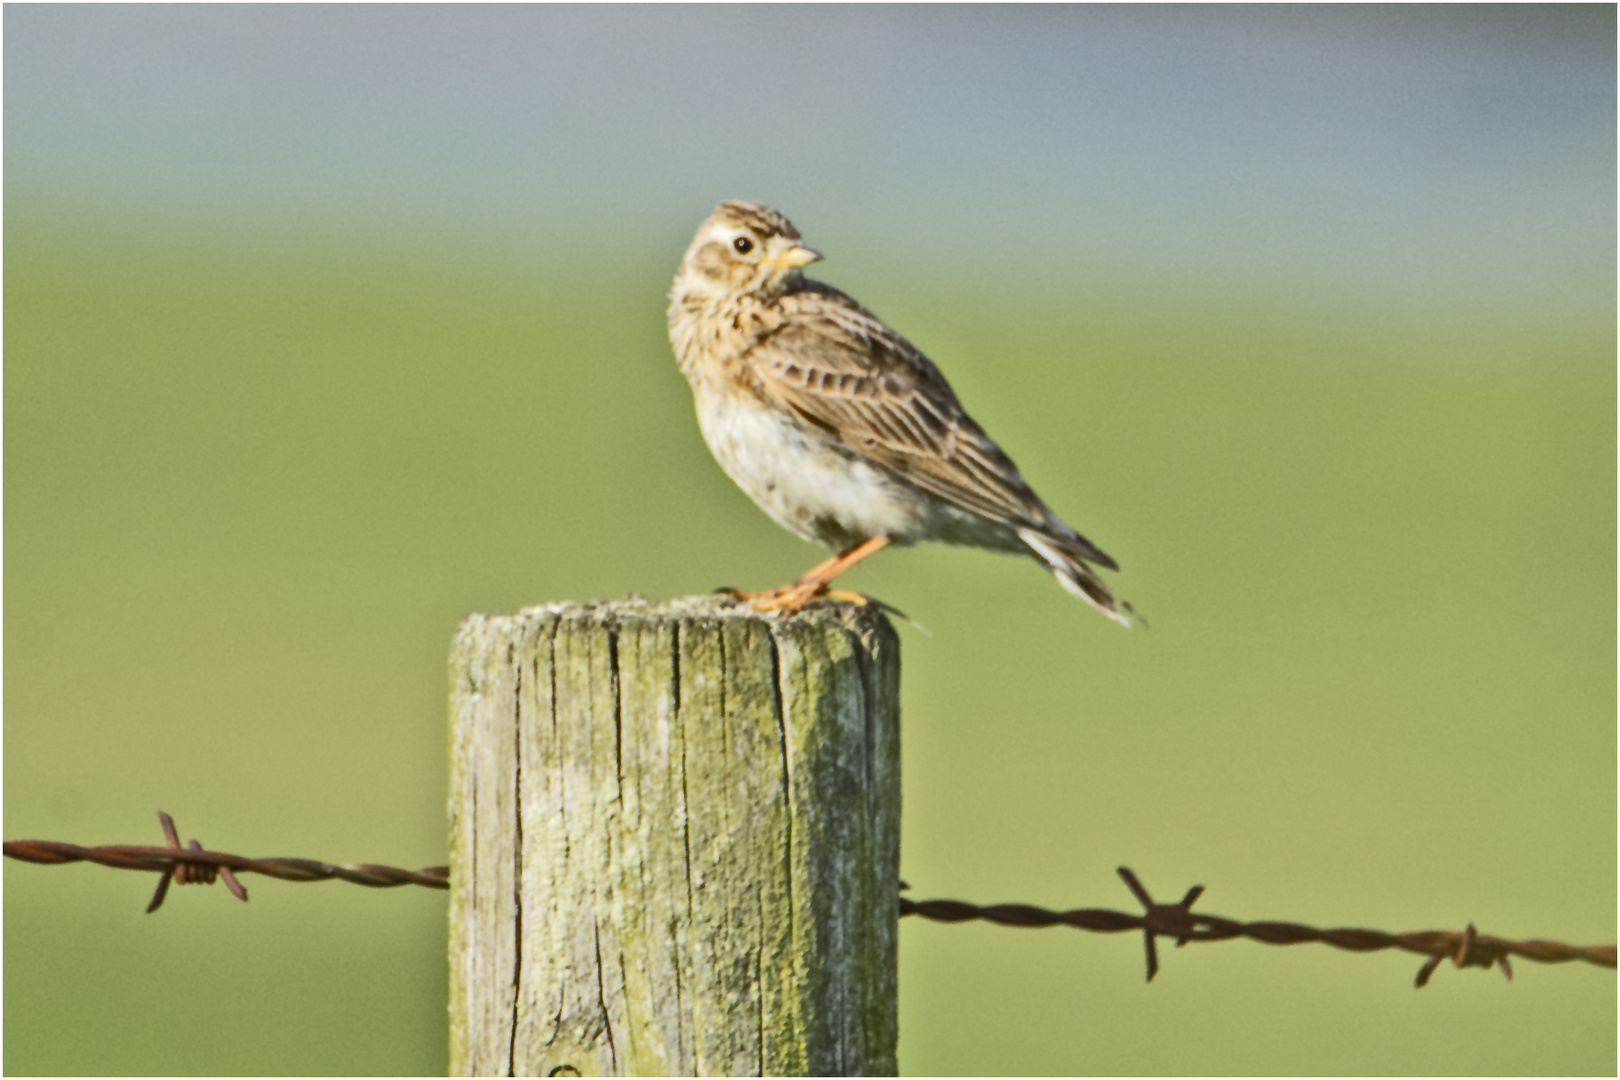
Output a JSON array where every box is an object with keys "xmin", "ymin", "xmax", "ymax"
[{"xmin": 666, "ymin": 200, "xmax": 1134, "ymax": 626}]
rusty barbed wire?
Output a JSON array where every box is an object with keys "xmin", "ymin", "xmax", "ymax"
[
  {"xmin": 8, "ymin": 815, "xmax": 1612, "ymax": 989},
  {"xmin": 900, "ymin": 867, "xmax": 1617, "ymax": 988},
  {"xmin": 3, "ymin": 812, "xmax": 448, "ymax": 912}
]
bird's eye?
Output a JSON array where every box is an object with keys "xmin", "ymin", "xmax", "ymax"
[{"xmin": 733, "ymin": 236, "xmax": 755, "ymax": 255}]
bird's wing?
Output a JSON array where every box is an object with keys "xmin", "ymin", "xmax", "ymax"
[{"xmin": 746, "ymin": 284, "xmax": 1118, "ymax": 570}]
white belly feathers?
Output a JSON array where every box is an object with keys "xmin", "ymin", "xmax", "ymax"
[{"xmin": 693, "ymin": 385, "xmax": 930, "ymax": 550}]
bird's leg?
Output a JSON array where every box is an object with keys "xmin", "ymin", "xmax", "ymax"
[
  {"xmin": 722, "ymin": 536, "xmax": 893, "ymax": 614},
  {"xmin": 785, "ymin": 549, "xmax": 849, "ymax": 588},
  {"xmin": 782, "ymin": 535, "xmax": 892, "ymax": 606}
]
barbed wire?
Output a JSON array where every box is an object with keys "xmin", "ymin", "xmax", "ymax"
[
  {"xmin": 6, "ymin": 814, "xmax": 1612, "ymax": 988},
  {"xmin": 3, "ymin": 812, "xmax": 448, "ymax": 912},
  {"xmin": 901, "ymin": 867, "xmax": 1616, "ymax": 987}
]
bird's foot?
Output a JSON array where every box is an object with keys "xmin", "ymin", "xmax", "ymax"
[{"xmin": 716, "ymin": 582, "xmax": 872, "ymax": 615}]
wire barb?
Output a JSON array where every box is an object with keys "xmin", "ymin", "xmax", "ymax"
[
  {"xmin": 899, "ymin": 867, "xmax": 1616, "ymax": 987},
  {"xmin": 145, "ymin": 810, "xmax": 248, "ymax": 912}
]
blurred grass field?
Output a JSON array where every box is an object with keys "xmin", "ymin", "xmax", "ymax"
[{"xmin": 5, "ymin": 197, "xmax": 1614, "ymax": 1075}]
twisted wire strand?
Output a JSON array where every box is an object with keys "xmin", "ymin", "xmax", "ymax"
[
  {"xmin": 901, "ymin": 867, "xmax": 1616, "ymax": 987},
  {"xmin": 3, "ymin": 812, "xmax": 447, "ymax": 912},
  {"xmin": 3, "ymin": 838, "xmax": 452, "ymax": 889}
]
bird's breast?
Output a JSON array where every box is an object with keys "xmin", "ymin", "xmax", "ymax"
[{"xmin": 690, "ymin": 381, "xmax": 932, "ymax": 550}]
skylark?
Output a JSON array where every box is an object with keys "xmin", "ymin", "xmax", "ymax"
[{"xmin": 667, "ymin": 200, "xmax": 1134, "ymax": 626}]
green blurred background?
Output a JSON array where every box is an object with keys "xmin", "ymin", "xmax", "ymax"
[{"xmin": 5, "ymin": 6, "xmax": 1614, "ymax": 1075}]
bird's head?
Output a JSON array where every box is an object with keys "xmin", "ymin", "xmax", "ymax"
[{"xmin": 672, "ymin": 200, "xmax": 822, "ymax": 305}]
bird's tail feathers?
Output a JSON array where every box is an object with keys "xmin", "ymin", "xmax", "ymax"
[{"xmin": 1018, "ymin": 527, "xmax": 1137, "ymax": 628}]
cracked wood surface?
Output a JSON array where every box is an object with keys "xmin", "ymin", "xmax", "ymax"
[{"xmin": 449, "ymin": 596, "xmax": 900, "ymax": 1076}]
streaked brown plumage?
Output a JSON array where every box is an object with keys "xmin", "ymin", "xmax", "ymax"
[{"xmin": 668, "ymin": 199, "xmax": 1133, "ymax": 625}]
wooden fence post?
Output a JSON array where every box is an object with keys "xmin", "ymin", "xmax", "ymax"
[{"xmin": 448, "ymin": 596, "xmax": 901, "ymax": 1076}]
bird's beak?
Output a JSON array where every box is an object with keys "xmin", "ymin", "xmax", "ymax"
[{"xmin": 765, "ymin": 244, "xmax": 822, "ymax": 271}]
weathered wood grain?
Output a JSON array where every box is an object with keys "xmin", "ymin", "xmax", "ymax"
[{"xmin": 449, "ymin": 596, "xmax": 900, "ymax": 1077}]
